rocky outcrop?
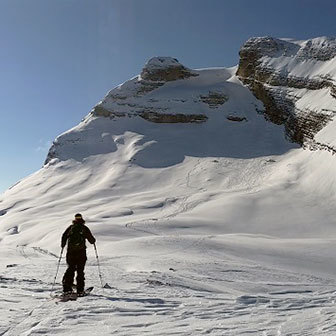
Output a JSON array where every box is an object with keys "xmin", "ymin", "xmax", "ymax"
[
  {"xmin": 227, "ymin": 115, "xmax": 247, "ymax": 122},
  {"xmin": 140, "ymin": 57, "xmax": 198, "ymax": 82},
  {"xmin": 92, "ymin": 104, "xmax": 207, "ymax": 124},
  {"xmin": 136, "ymin": 81, "xmax": 165, "ymax": 95},
  {"xmin": 237, "ymin": 36, "xmax": 336, "ymax": 145},
  {"xmin": 200, "ymin": 91, "xmax": 228, "ymax": 108},
  {"xmin": 140, "ymin": 112, "xmax": 207, "ymax": 123},
  {"xmin": 92, "ymin": 105, "xmax": 123, "ymax": 118},
  {"xmin": 136, "ymin": 57, "xmax": 198, "ymax": 95}
]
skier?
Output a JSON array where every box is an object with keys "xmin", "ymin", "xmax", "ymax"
[{"xmin": 61, "ymin": 213, "xmax": 96, "ymax": 296}]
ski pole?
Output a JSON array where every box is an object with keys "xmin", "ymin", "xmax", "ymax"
[
  {"xmin": 93, "ymin": 243, "xmax": 104, "ymax": 289},
  {"xmin": 51, "ymin": 247, "xmax": 64, "ymax": 293}
]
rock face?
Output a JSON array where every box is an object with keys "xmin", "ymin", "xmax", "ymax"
[
  {"xmin": 90, "ymin": 57, "xmax": 217, "ymax": 124},
  {"xmin": 227, "ymin": 115, "xmax": 247, "ymax": 122},
  {"xmin": 139, "ymin": 111, "xmax": 207, "ymax": 123},
  {"xmin": 140, "ymin": 57, "xmax": 198, "ymax": 82},
  {"xmin": 237, "ymin": 36, "xmax": 336, "ymax": 146},
  {"xmin": 136, "ymin": 57, "xmax": 198, "ymax": 95},
  {"xmin": 200, "ymin": 91, "xmax": 229, "ymax": 108}
]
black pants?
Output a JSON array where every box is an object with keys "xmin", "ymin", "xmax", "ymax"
[{"xmin": 62, "ymin": 249, "xmax": 87, "ymax": 293}]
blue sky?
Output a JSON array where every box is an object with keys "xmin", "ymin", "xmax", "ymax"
[{"xmin": 0, "ymin": 0, "xmax": 335, "ymax": 193}]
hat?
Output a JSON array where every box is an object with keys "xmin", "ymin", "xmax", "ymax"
[{"xmin": 75, "ymin": 213, "xmax": 83, "ymax": 219}]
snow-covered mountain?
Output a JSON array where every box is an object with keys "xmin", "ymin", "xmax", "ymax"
[
  {"xmin": 0, "ymin": 55, "xmax": 299, "ymax": 249},
  {"xmin": 2, "ymin": 38, "xmax": 336, "ymax": 335}
]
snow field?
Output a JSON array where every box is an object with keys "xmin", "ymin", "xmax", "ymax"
[
  {"xmin": 2, "ymin": 131, "xmax": 336, "ymax": 334},
  {"xmin": 2, "ymin": 235, "xmax": 336, "ymax": 335}
]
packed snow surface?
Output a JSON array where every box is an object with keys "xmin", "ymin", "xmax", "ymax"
[{"xmin": 1, "ymin": 56, "xmax": 336, "ymax": 335}]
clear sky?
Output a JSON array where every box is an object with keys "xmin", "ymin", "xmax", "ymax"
[{"xmin": 0, "ymin": 0, "xmax": 335, "ymax": 193}]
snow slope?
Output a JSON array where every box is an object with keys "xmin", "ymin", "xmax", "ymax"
[{"xmin": 1, "ymin": 53, "xmax": 336, "ymax": 335}]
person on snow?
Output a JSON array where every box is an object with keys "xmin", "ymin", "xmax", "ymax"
[{"xmin": 61, "ymin": 213, "xmax": 96, "ymax": 296}]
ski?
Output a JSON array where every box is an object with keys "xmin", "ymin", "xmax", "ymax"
[
  {"xmin": 51, "ymin": 292, "xmax": 77, "ymax": 302},
  {"xmin": 58, "ymin": 292, "xmax": 78, "ymax": 302},
  {"xmin": 79, "ymin": 286, "xmax": 94, "ymax": 297},
  {"xmin": 51, "ymin": 286, "xmax": 94, "ymax": 302}
]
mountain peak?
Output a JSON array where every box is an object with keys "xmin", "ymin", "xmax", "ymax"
[
  {"xmin": 144, "ymin": 56, "xmax": 182, "ymax": 69},
  {"xmin": 140, "ymin": 56, "xmax": 197, "ymax": 81},
  {"xmin": 241, "ymin": 36, "xmax": 336, "ymax": 61},
  {"xmin": 297, "ymin": 36, "xmax": 336, "ymax": 61},
  {"xmin": 240, "ymin": 36, "xmax": 300, "ymax": 58}
]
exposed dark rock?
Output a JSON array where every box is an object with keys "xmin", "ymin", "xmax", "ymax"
[
  {"xmin": 6, "ymin": 264, "xmax": 19, "ymax": 268},
  {"xmin": 45, "ymin": 143, "xmax": 57, "ymax": 165},
  {"xmin": 136, "ymin": 80, "xmax": 165, "ymax": 95},
  {"xmin": 136, "ymin": 57, "xmax": 198, "ymax": 95},
  {"xmin": 331, "ymin": 85, "xmax": 336, "ymax": 98},
  {"xmin": 140, "ymin": 112, "xmax": 207, "ymax": 123},
  {"xmin": 141, "ymin": 66, "xmax": 196, "ymax": 82},
  {"xmin": 237, "ymin": 36, "xmax": 336, "ymax": 145},
  {"xmin": 92, "ymin": 105, "xmax": 117, "ymax": 118},
  {"xmin": 91, "ymin": 103, "xmax": 208, "ymax": 125},
  {"xmin": 200, "ymin": 91, "xmax": 228, "ymax": 108},
  {"xmin": 108, "ymin": 94, "xmax": 128, "ymax": 100},
  {"xmin": 305, "ymin": 140, "xmax": 336, "ymax": 155},
  {"xmin": 227, "ymin": 115, "xmax": 247, "ymax": 122},
  {"xmin": 140, "ymin": 57, "xmax": 198, "ymax": 82},
  {"xmin": 91, "ymin": 105, "xmax": 131, "ymax": 118}
]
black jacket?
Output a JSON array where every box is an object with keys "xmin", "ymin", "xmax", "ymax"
[{"xmin": 61, "ymin": 220, "xmax": 96, "ymax": 250}]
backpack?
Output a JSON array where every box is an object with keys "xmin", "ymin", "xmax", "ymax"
[{"xmin": 67, "ymin": 223, "xmax": 85, "ymax": 250}]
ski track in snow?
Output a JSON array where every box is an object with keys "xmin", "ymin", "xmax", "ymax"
[{"xmin": 2, "ymin": 242, "xmax": 336, "ymax": 335}]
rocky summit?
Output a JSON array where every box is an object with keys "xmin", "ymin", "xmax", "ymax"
[{"xmin": 140, "ymin": 57, "xmax": 198, "ymax": 82}]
